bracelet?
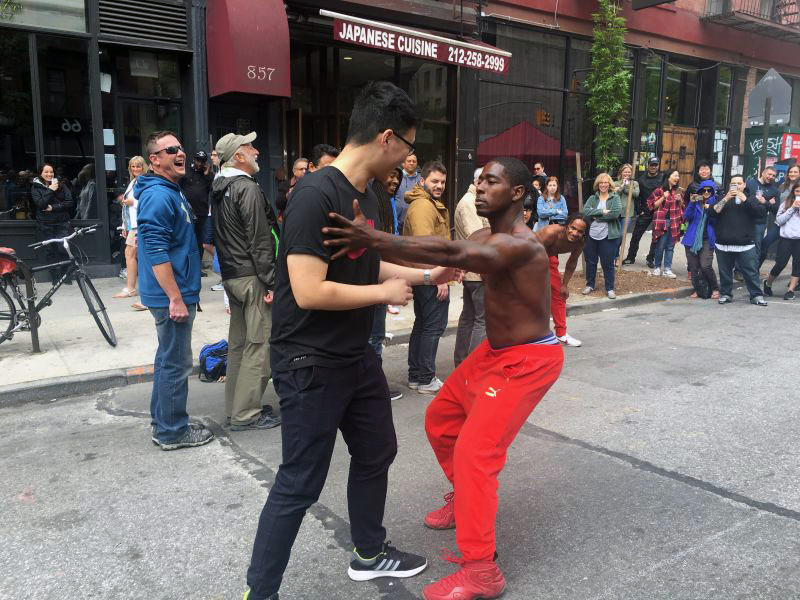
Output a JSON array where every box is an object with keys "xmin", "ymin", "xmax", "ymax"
[{"xmin": 423, "ymin": 269, "xmax": 431, "ymax": 285}]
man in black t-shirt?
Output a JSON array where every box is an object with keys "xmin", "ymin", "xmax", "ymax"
[
  {"xmin": 178, "ymin": 151, "xmax": 214, "ymax": 267},
  {"xmin": 243, "ymin": 82, "xmax": 458, "ymax": 600}
]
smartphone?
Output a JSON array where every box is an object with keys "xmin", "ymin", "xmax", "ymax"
[{"xmin": 729, "ymin": 183, "xmax": 738, "ymax": 193}]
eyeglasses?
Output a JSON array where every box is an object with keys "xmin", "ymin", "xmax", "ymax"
[
  {"xmin": 153, "ymin": 145, "xmax": 184, "ymax": 156},
  {"xmin": 702, "ymin": 189, "xmax": 713, "ymax": 194},
  {"xmin": 392, "ymin": 131, "xmax": 416, "ymax": 156}
]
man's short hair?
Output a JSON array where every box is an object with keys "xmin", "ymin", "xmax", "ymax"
[
  {"xmin": 292, "ymin": 157, "xmax": 308, "ymax": 169},
  {"xmin": 763, "ymin": 165, "xmax": 777, "ymax": 174},
  {"xmin": 346, "ymin": 81, "xmax": 420, "ymax": 146},
  {"xmin": 567, "ymin": 213, "xmax": 587, "ymax": 226},
  {"xmin": 421, "ymin": 161, "xmax": 447, "ymax": 179},
  {"xmin": 310, "ymin": 144, "xmax": 340, "ymax": 167},
  {"xmin": 490, "ymin": 157, "xmax": 532, "ymax": 190},
  {"xmin": 146, "ymin": 130, "xmax": 178, "ymax": 155}
]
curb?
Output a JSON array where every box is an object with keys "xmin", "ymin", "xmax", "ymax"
[{"xmin": 1, "ymin": 286, "xmax": 693, "ymax": 407}]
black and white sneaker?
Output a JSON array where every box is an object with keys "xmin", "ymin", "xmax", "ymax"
[
  {"xmin": 230, "ymin": 406, "xmax": 281, "ymax": 431},
  {"xmin": 347, "ymin": 541, "xmax": 427, "ymax": 581},
  {"xmin": 389, "ymin": 389, "xmax": 404, "ymax": 401},
  {"xmin": 158, "ymin": 426, "xmax": 214, "ymax": 451}
]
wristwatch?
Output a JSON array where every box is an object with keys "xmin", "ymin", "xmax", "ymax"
[{"xmin": 423, "ymin": 269, "xmax": 431, "ymax": 285}]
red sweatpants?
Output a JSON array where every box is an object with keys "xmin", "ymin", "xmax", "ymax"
[
  {"xmin": 425, "ymin": 339, "xmax": 564, "ymax": 561},
  {"xmin": 549, "ymin": 256, "xmax": 567, "ymax": 337}
]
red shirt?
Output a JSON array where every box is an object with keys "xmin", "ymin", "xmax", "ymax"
[{"xmin": 647, "ymin": 187, "xmax": 684, "ymax": 241}]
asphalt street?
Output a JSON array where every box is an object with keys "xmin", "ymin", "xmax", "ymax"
[{"xmin": 4, "ymin": 294, "xmax": 800, "ymax": 600}]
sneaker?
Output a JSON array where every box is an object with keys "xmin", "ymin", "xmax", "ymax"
[
  {"xmin": 389, "ymin": 388, "xmax": 404, "ymax": 401},
  {"xmin": 718, "ymin": 295, "xmax": 732, "ymax": 305},
  {"xmin": 211, "ymin": 283, "xmax": 224, "ymax": 292},
  {"xmin": 408, "ymin": 381, "xmax": 420, "ymax": 390},
  {"xmin": 422, "ymin": 558, "xmax": 506, "ymax": 600},
  {"xmin": 158, "ymin": 426, "xmax": 214, "ymax": 451},
  {"xmin": 763, "ymin": 280, "xmax": 773, "ymax": 296},
  {"xmin": 622, "ymin": 257, "xmax": 635, "ymax": 265},
  {"xmin": 418, "ymin": 377, "xmax": 444, "ymax": 395},
  {"xmin": 662, "ymin": 269, "xmax": 677, "ymax": 279},
  {"xmin": 424, "ymin": 491, "xmax": 456, "ymax": 529},
  {"xmin": 750, "ymin": 295, "xmax": 768, "ymax": 306},
  {"xmin": 152, "ymin": 422, "xmax": 205, "ymax": 445},
  {"xmin": 607, "ymin": 290, "xmax": 616, "ymax": 299},
  {"xmin": 118, "ymin": 268, "xmax": 127, "ymax": 280},
  {"xmin": 242, "ymin": 589, "xmax": 278, "ymax": 600},
  {"xmin": 347, "ymin": 541, "xmax": 428, "ymax": 581},
  {"xmin": 581, "ymin": 286, "xmax": 593, "ymax": 295},
  {"xmin": 784, "ymin": 290, "xmax": 796, "ymax": 300},
  {"xmin": 230, "ymin": 408, "xmax": 281, "ymax": 431},
  {"xmin": 649, "ymin": 267, "xmax": 661, "ymax": 277},
  {"xmin": 557, "ymin": 333, "xmax": 582, "ymax": 347},
  {"xmin": 646, "ymin": 259, "xmax": 655, "ymax": 269}
]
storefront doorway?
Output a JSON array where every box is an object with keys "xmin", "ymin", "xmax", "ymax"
[{"xmin": 660, "ymin": 125, "xmax": 697, "ymax": 189}]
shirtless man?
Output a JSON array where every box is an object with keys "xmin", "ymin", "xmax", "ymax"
[
  {"xmin": 536, "ymin": 215, "xmax": 589, "ymax": 347},
  {"xmin": 323, "ymin": 157, "xmax": 564, "ymax": 600}
]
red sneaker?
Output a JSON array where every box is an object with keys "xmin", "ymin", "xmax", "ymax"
[
  {"xmin": 424, "ymin": 491, "xmax": 456, "ymax": 529},
  {"xmin": 422, "ymin": 559, "xmax": 506, "ymax": 600}
]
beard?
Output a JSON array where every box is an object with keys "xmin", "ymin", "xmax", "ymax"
[{"xmin": 246, "ymin": 154, "xmax": 260, "ymax": 175}]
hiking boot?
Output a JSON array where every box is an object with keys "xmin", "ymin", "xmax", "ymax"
[
  {"xmin": 418, "ymin": 377, "xmax": 444, "ymax": 395},
  {"xmin": 230, "ymin": 407, "xmax": 281, "ymax": 431},
  {"xmin": 424, "ymin": 491, "xmax": 456, "ymax": 529},
  {"xmin": 347, "ymin": 541, "xmax": 427, "ymax": 581},
  {"xmin": 158, "ymin": 426, "xmax": 214, "ymax": 451},
  {"xmin": 152, "ymin": 422, "xmax": 205, "ymax": 446},
  {"xmin": 422, "ymin": 558, "xmax": 506, "ymax": 600}
]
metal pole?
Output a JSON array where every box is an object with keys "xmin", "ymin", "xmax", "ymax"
[
  {"xmin": 617, "ymin": 152, "xmax": 639, "ymax": 270},
  {"xmin": 761, "ymin": 96, "xmax": 772, "ymax": 176},
  {"xmin": 19, "ymin": 263, "xmax": 40, "ymax": 353},
  {"xmin": 576, "ymin": 152, "xmax": 585, "ymax": 275}
]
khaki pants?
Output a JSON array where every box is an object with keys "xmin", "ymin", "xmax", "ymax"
[{"xmin": 223, "ymin": 275, "xmax": 271, "ymax": 425}]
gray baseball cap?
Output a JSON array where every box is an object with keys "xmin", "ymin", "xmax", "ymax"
[{"xmin": 215, "ymin": 131, "xmax": 257, "ymax": 163}]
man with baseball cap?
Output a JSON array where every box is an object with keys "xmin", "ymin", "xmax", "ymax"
[
  {"xmin": 178, "ymin": 149, "xmax": 214, "ymax": 269},
  {"xmin": 623, "ymin": 156, "xmax": 664, "ymax": 268},
  {"xmin": 211, "ymin": 132, "xmax": 281, "ymax": 431}
]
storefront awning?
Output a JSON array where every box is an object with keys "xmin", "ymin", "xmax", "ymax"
[
  {"xmin": 206, "ymin": 0, "xmax": 291, "ymax": 98},
  {"xmin": 320, "ymin": 10, "xmax": 511, "ymax": 74}
]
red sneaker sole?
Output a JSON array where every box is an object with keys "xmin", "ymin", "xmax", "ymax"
[{"xmin": 423, "ymin": 520, "xmax": 456, "ymax": 530}]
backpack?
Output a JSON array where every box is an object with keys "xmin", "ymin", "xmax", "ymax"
[{"xmin": 199, "ymin": 339, "xmax": 228, "ymax": 382}]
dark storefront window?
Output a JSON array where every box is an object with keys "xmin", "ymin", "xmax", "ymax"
[
  {"xmin": 114, "ymin": 50, "xmax": 181, "ymax": 98},
  {"xmin": 664, "ymin": 62, "xmax": 698, "ymax": 126},
  {"xmin": 337, "ymin": 47, "xmax": 395, "ymax": 144},
  {"xmin": 400, "ymin": 57, "xmax": 449, "ymax": 164},
  {"xmin": 37, "ymin": 36, "xmax": 95, "ymax": 219},
  {"xmin": 644, "ymin": 54, "xmax": 663, "ymax": 120},
  {"xmin": 482, "ymin": 24, "xmax": 566, "ymax": 90},
  {"xmin": 0, "ymin": 31, "xmax": 35, "ymax": 220},
  {"xmin": 716, "ymin": 66, "xmax": 732, "ymax": 128}
]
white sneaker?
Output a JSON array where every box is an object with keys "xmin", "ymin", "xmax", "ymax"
[
  {"xmin": 662, "ymin": 269, "xmax": 677, "ymax": 279},
  {"xmin": 557, "ymin": 333, "xmax": 582, "ymax": 347},
  {"xmin": 408, "ymin": 381, "xmax": 420, "ymax": 390},
  {"xmin": 607, "ymin": 290, "xmax": 616, "ymax": 299},
  {"xmin": 581, "ymin": 286, "xmax": 593, "ymax": 295},
  {"xmin": 211, "ymin": 283, "xmax": 224, "ymax": 291},
  {"xmin": 650, "ymin": 267, "xmax": 661, "ymax": 277},
  {"xmin": 417, "ymin": 377, "xmax": 444, "ymax": 395}
]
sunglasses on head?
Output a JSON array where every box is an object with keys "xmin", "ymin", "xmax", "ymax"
[{"xmin": 153, "ymin": 145, "xmax": 184, "ymax": 156}]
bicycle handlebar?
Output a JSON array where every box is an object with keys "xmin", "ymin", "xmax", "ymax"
[{"xmin": 28, "ymin": 225, "xmax": 100, "ymax": 249}]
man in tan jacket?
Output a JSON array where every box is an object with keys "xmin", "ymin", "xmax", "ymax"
[
  {"xmin": 403, "ymin": 161, "xmax": 450, "ymax": 394},
  {"xmin": 453, "ymin": 167, "xmax": 489, "ymax": 366}
]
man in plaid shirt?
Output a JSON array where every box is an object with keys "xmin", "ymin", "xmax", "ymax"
[{"xmin": 647, "ymin": 170, "xmax": 685, "ymax": 278}]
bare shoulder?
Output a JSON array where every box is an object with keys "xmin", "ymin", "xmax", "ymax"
[
  {"xmin": 487, "ymin": 227, "xmax": 546, "ymax": 264},
  {"xmin": 468, "ymin": 226, "xmax": 492, "ymax": 242}
]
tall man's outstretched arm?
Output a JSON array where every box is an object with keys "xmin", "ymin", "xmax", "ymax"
[{"xmin": 323, "ymin": 200, "xmax": 536, "ymax": 275}]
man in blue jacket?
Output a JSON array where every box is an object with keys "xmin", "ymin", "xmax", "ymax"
[{"xmin": 136, "ymin": 130, "xmax": 214, "ymax": 450}]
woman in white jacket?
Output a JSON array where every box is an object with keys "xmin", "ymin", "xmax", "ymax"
[
  {"xmin": 113, "ymin": 156, "xmax": 148, "ymax": 310},
  {"xmin": 763, "ymin": 180, "xmax": 800, "ymax": 300}
]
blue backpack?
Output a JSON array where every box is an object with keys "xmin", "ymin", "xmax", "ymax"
[{"xmin": 199, "ymin": 339, "xmax": 228, "ymax": 382}]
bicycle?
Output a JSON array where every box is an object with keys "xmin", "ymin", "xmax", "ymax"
[{"xmin": 0, "ymin": 225, "xmax": 117, "ymax": 347}]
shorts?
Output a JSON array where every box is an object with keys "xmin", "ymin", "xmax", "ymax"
[
  {"xmin": 125, "ymin": 230, "xmax": 137, "ymax": 247},
  {"xmin": 201, "ymin": 216, "xmax": 214, "ymax": 245}
]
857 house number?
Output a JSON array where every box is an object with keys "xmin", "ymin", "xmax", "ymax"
[{"xmin": 247, "ymin": 65, "xmax": 276, "ymax": 81}]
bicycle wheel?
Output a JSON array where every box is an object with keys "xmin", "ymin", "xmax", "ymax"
[
  {"xmin": 77, "ymin": 273, "xmax": 117, "ymax": 347},
  {"xmin": 0, "ymin": 284, "xmax": 16, "ymax": 344}
]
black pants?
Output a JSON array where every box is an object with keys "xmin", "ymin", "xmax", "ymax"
[
  {"xmin": 194, "ymin": 215, "xmax": 208, "ymax": 262},
  {"xmin": 625, "ymin": 212, "xmax": 655, "ymax": 263},
  {"xmin": 36, "ymin": 220, "xmax": 72, "ymax": 282},
  {"xmin": 246, "ymin": 350, "xmax": 397, "ymax": 598},
  {"xmin": 770, "ymin": 237, "xmax": 800, "ymax": 279},
  {"xmin": 685, "ymin": 241, "xmax": 719, "ymax": 297}
]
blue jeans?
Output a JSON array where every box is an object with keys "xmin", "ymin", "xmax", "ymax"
[
  {"xmin": 368, "ymin": 305, "xmax": 386, "ymax": 360},
  {"xmin": 149, "ymin": 305, "xmax": 196, "ymax": 443},
  {"xmin": 753, "ymin": 222, "xmax": 767, "ymax": 257},
  {"xmin": 759, "ymin": 222, "xmax": 781, "ymax": 265},
  {"xmin": 408, "ymin": 285, "xmax": 449, "ymax": 384},
  {"xmin": 584, "ymin": 236, "xmax": 617, "ymax": 291},
  {"xmin": 716, "ymin": 248, "xmax": 762, "ymax": 300},
  {"xmin": 653, "ymin": 234, "xmax": 675, "ymax": 269}
]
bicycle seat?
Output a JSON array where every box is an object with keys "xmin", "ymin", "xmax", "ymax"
[{"xmin": 0, "ymin": 247, "xmax": 17, "ymax": 275}]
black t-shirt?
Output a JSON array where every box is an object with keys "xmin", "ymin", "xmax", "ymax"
[
  {"xmin": 270, "ymin": 167, "xmax": 381, "ymax": 372},
  {"xmin": 179, "ymin": 169, "xmax": 213, "ymax": 217}
]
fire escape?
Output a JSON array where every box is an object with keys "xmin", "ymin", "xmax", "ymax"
[{"xmin": 702, "ymin": 0, "xmax": 800, "ymax": 42}]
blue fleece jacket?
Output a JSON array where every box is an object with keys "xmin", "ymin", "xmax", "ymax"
[
  {"xmin": 682, "ymin": 180, "xmax": 718, "ymax": 250},
  {"xmin": 135, "ymin": 174, "xmax": 201, "ymax": 308}
]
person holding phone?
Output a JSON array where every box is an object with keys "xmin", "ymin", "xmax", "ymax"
[
  {"xmin": 647, "ymin": 170, "xmax": 684, "ymax": 279},
  {"xmin": 712, "ymin": 175, "xmax": 768, "ymax": 305},
  {"xmin": 745, "ymin": 166, "xmax": 779, "ymax": 258},
  {"xmin": 31, "ymin": 162, "xmax": 73, "ymax": 284},
  {"xmin": 762, "ymin": 180, "xmax": 800, "ymax": 300},
  {"xmin": 681, "ymin": 181, "xmax": 719, "ymax": 299}
]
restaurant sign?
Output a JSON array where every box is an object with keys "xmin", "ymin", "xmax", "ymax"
[{"xmin": 323, "ymin": 11, "xmax": 510, "ymax": 74}]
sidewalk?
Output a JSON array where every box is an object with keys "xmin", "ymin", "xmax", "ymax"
[{"xmin": 0, "ymin": 231, "xmax": 706, "ymax": 399}]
